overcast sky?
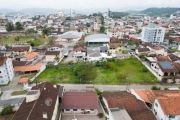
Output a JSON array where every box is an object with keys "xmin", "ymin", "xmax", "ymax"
[{"xmin": 0, "ymin": 0, "xmax": 180, "ymax": 11}]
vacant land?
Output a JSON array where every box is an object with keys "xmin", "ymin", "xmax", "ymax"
[
  {"xmin": 0, "ymin": 35, "xmax": 54, "ymax": 46},
  {"xmin": 37, "ymin": 58, "xmax": 157, "ymax": 84},
  {"xmin": 11, "ymin": 91, "xmax": 27, "ymax": 96}
]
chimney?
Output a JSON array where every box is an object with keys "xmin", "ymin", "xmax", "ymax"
[{"xmin": 43, "ymin": 112, "xmax": 48, "ymax": 119}]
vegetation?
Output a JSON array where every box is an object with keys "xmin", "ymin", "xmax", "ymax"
[
  {"xmin": 97, "ymin": 113, "xmax": 104, "ymax": 118},
  {"xmin": 141, "ymin": 7, "xmax": 180, "ymax": 16},
  {"xmin": 11, "ymin": 90, "xmax": 27, "ymax": 96},
  {"xmin": 111, "ymin": 12, "xmax": 129, "ymax": 18},
  {"xmin": 151, "ymin": 86, "xmax": 161, "ymax": 90},
  {"xmin": 15, "ymin": 22, "xmax": 23, "ymax": 30},
  {"xmin": 86, "ymin": 23, "xmax": 90, "ymax": 27},
  {"xmin": 42, "ymin": 27, "xmax": 51, "ymax": 36},
  {"xmin": 37, "ymin": 58, "xmax": 157, "ymax": 84},
  {"xmin": 1, "ymin": 105, "xmax": 14, "ymax": 115},
  {"xmin": 122, "ymin": 50, "xmax": 129, "ymax": 54},
  {"xmin": 100, "ymin": 26, "xmax": 105, "ymax": 33},
  {"xmin": 164, "ymin": 87, "xmax": 169, "ymax": 90},
  {"xmin": 139, "ymin": 53, "xmax": 148, "ymax": 60},
  {"xmin": 5, "ymin": 22, "xmax": 14, "ymax": 31}
]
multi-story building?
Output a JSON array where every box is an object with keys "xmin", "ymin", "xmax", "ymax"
[
  {"xmin": 141, "ymin": 23, "xmax": 165, "ymax": 44},
  {"xmin": 0, "ymin": 57, "xmax": 14, "ymax": 85}
]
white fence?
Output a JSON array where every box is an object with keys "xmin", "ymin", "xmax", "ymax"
[{"xmin": 29, "ymin": 64, "xmax": 46, "ymax": 82}]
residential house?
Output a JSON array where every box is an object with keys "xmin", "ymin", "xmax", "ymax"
[
  {"xmin": 61, "ymin": 92, "xmax": 98, "ymax": 115},
  {"xmin": 135, "ymin": 48, "xmax": 150, "ymax": 55},
  {"xmin": 106, "ymin": 29, "xmax": 129, "ymax": 39},
  {"xmin": 45, "ymin": 51, "xmax": 61, "ymax": 62},
  {"xmin": 0, "ymin": 57, "xmax": 14, "ymax": 85},
  {"xmin": 12, "ymin": 46, "xmax": 32, "ymax": 55},
  {"xmin": 12, "ymin": 82, "xmax": 63, "ymax": 120},
  {"xmin": 87, "ymin": 47, "xmax": 102, "ymax": 61},
  {"xmin": 107, "ymin": 43, "xmax": 122, "ymax": 54},
  {"xmin": 47, "ymin": 45, "xmax": 64, "ymax": 51},
  {"xmin": 20, "ymin": 52, "xmax": 39, "ymax": 61},
  {"xmin": 131, "ymin": 89, "xmax": 180, "ymax": 120},
  {"xmin": 73, "ymin": 45, "xmax": 87, "ymax": 59},
  {"xmin": 110, "ymin": 37, "xmax": 120, "ymax": 43},
  {"xmin": 12, "ymin": 60, "xmax": 27, "ymax": 68},
  {"xmin": 102, "ymin": 91, "xmax": 156, "ymax": 120}
]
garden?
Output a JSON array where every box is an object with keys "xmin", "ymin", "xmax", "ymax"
[{"xmin": 36, "ymin": 57, "xmax": 158, "ymax": 85}]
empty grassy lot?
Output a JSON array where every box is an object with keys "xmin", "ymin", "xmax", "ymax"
[{"xmin": 37, "ymin": 58, "xmax": 158, "ymax": 85}]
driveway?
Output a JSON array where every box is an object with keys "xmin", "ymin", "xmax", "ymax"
[{"xmin": 63, "ymin": 51, "xmax": 74, "ymax": 62}]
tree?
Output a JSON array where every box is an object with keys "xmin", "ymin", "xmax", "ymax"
[
  {"xmin": 151, "ymin": 86, "xmax": 161, "ymax": 90},
  {"xmin": 42, "ymin": 27, "xmax": 51, "ymax": 36},
  {"xmin": 74, "ymin": 61, "xmax": 97, "ymax": 82},
  {"xmin": 101, "ymin": 16, "xmax": 104, "ymax": 25},
  {"xmin": 54, "ymin": 56, "xmax": 60, "ymax": 62},
  {"xmin": 15, "ymin": 22, "xmax": 23, "ymax": 30},
  {"xmin": 6, "ymin": 22, "xmax": 14, "ymax": 31},
  {"xmin": 14, "ymin": 36, "xmax": 20, "ymax": 41},
  {"xmin": 65, "ymin": 17, "xmax": 71, "ymax": 21},
  {"xmin": 1, "ymin": 105, "xmax": 13, "ymax": 115},
  {"xmin": 100, "ymin": 26, "xmax": 105, "ymax": 33},
  {"xmin": 86, "ymin": 23, "xmax": 90, "ymax": 27}
]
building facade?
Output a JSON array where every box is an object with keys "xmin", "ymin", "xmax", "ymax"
[
  {"xmin": 141, "ymin": 23, "xmax": 165, "ymax": 44},
  {"xmin": 0, "ymin": 57, "xmax": 14, "ymax": 85}
]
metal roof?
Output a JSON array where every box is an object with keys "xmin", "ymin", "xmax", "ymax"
[
  {"xmin": 159, "ymin": 62, "xmax": 174, "ymax": 69},
  {"xmin": 85, "ymin": 34, "xmax": 110, "ymax": 42},
  {"xmin": 0, "ymin": 97, "xmax": 25, "ymax": 106}
]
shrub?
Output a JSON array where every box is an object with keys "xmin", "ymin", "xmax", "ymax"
[
  {"xmin": 1, "ymin": 105, "xmax": 13, "ymax": 115},
  {"xmin": 151, "ymin": 86, "xmax": 161, "ymax": 90},
  {"xmin": 98, "ymin": 113, "xmax": 104, "ymax": 118},
  {"xmin": 164, "ymin": 87, "xmax": 169, "ymax": 90}
]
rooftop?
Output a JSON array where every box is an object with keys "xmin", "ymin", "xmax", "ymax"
[
  {"xmin": 0, "ymin": 57, "xmax": 7, "ymax": 66},
  {"xmin": 14, "ymin": 65, "xmax": 43, "ymax": 72},
  {"xmin": 85, "ymin": 34, "xmax": 110, "ymax": 42},
  {"xmin": 18, "ymin": 78, "xmax": 29, "ymax": 83}
]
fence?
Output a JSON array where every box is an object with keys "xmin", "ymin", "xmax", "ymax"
[{"xmin": 29, "ymin": 64, "xmax": 46, "ymax": 82}]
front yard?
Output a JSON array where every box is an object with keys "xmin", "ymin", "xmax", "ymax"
[
  {"xmin": 11, "ymin": 91, "xmax": 27, "ymax": 96},
  {"xmin": 37, "ymin": 58, "xmax": 158, "ymax": 84}
]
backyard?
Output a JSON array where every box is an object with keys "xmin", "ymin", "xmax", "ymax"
[{"xmin": 37, "ymin": 57, "xmax": 158, "ymax": 84}]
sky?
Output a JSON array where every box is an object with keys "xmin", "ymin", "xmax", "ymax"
[{"xmin": 0, "ymin": 0, "xmax": 180, "ymax": 11}]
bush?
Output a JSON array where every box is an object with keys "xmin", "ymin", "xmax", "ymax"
[
  {"xmin": 1, "ymin": 105, "xmax": 13, "ymax": 115},
  {"xmin": 98, "ymin": 113, "xmax": 104, "ymax": 118},
  {"xmin": 151, "ymin": 86, "xmax": 161, "ymax": 90},
  {"xmin": 164, "ymin": 87, "xmax": 169, "ymax": 90}
]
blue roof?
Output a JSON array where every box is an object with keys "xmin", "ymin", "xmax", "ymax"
[{"xmin": 159, "ymin": 62, "xmax": 173, "ymax": 69}]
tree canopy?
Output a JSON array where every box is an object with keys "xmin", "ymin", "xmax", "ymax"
[
  {"xmin": 15, "ymin": 22, "xmax": 23, "ymax": 30},
  {"xmin": 74, "ymin": 61, "xmax": 97, "ymax": 82},
  {"xmin": 6, "ymin": 22, "xmax": 14, "ymax": 31},
  {"xmin": 100, "ymin": 26, "xmax": 105, "ymax": 33}
]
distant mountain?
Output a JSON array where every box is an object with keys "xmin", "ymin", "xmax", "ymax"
[
  {"xmin": 19, "ymin": 8, "xmax": 60, "ymax": 15},
  {"xmin": 0, "ymin": 8, "xmax": 15, "ymax": 14},
  {"xmin": 111, "ymin": 12, "xmax": 129, "ymax": 18},
  {"xmin": 125, "ymin": 10, "xmax": 139, "ymax": 14},
  {"xmin": 141, "ymin": 7, "xmax": 180, "ymax": 16}
]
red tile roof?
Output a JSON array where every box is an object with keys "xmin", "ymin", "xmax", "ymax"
[
  {"xmin": 23, "ymin": 52, "xmax": 39, "ymax": 59},
  {"xmin": 103, "ymin": 91, "xmax": 156, "ymax": 120},
  {"xmin": 61, "ymin": 92, "xmax": 98, "ymax": 109},
  {"xmin": 12, "ymin": 46, "xmax": 30, "ymax": 52},
  {"xmin": 19, "ymin": 78, "xmax": 29, "ymax": 83},
  {"xmin": 108, "ymin": 43, "xmax": 122, "ymax": 48},
  {"xmin": 14, "ymin": 65, "xmax": 42, "ymax": 72},
  {"xmin": 73, "ymin": 45, "xmax": 87, "ymax": 52}
]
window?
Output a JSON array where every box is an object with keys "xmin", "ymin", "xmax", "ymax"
[
  {"xmin": 81, "ymin": 109, "xmax": 85, "ymax": 111},
  {"xmin": 155, "ymin": 103, "xmax": 158, "ymax": 107},
  {"xmin": 0, "ymin": 76, "xmax": 3, "ymax": 78},
  {"xmin": 90, "ymin": 109, "xmax": 94, "ymax": 111},
  {"xmin": 169, "ymin": 115, "xmax": 175, "ymax": 118},
  {"xmin": 73, "ymin": 109, "xmax": 77, "ymax": 111},
  {"xmin": 66, "ymin": 109, "xmax": 70, "ymax": 111},
  {"xmin": 0, "ymin": 71, "xmax": 1, "ymax": 73}
]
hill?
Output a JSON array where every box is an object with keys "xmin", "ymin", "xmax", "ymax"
[
  {"xmin": 141, "ymin": 7, "xmax": 180, "ymax": 16},
  {"xmin": 0, "ymin": 8, "xmax": 15, "ymax": 14},
  {"xmin": 111, "ymin": 12, "xmax": 129, "ymax": 18},
  {"xmin": 19, "ymin": 8, "xmax": 59, "ymax": 15}
]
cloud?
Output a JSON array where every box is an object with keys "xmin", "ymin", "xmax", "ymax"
[{"xmin": 0, "ymin": 0, "xmax": 179, "ymax": 11}]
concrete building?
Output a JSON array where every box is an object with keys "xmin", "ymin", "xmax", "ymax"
[
  {"xmin": 141, "ymin": 23, "xmax": 165, "ymax": 44},
  {"xmin": 85, "ymin": 34, "xmax": 110, "ymax": 45},
  {"xmin": 0, "ymin": 57, "xmax": 14, "ymax": 85}
]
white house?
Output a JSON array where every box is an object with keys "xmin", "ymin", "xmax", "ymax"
[
  {"xmin": 47, "ymin": 44, "xmax": 64, "ymax": 51},
  {"xmin": 0, "ymin": 26, "xmax": 7, "ymax": 32},
  {"xmin": 106, "ymin": 29, "xmax": 129, "ymax": 39},
  {"xmin": 73, "ymin": 45, "xmax": 87, "ymax": 60},
  {"xmin": 0, "ymin": 57, "xmax": 14, "ymax": 85}
]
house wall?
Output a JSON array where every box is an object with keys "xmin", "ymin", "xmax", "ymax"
[
  {"xmin": 47, "ymin": 47, "xmax": 63, "ymax": 51},
  {"xmin": 0, "ymin": 58, "xmax": 14, "ymax": 85},
  {"xmin": 102, "ymin": 97, "xmax": 113, "ymax": 120},
  {"xmin": 45, "ymin": 54, "xmax": 61, "ymax": 62},
  {"xmin": 73, "ymin": 51, "xmax": 86, "ymax": 57},
  {"xmin": 62, "ymin": 109, "xmax": 98, "ymax": 115},
  {"xmin": 151, "ymin": 63, "xmax": 159, "ymax": 72},
  {"xmin": 153, "ymin": 99, "xmax": 166, "ymax": 120},
  {"xmin": 13, "ymin": 46, "xmax": 32, "ymax": 55},
  {"xmin": 108, "ymin": 46, "xmax": 121, "ymax": 54},
  {"xmin": 87, "ymin": 56, "xmax": 102, "ymax": 61},
  {"xmin": 51, "ymin": 97, "xmax": 59, "ymax": 120}
]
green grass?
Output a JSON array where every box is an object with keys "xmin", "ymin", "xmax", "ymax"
[
  {"xmin": 0, "ymin": 92, "xmax": 3, "ymax": 97},
  {"xmin": 37, "ymin": 58, "xmax": 158, "ymax": 85},
  {"xmin": 170, "ymin": 48, "xmax": 180, "ymax": 52},
  {"xmin": 11, "ymin": 91, "xmax": 27, "ymax": 96},
  {"xmin": 0, "ymin": 35, "xmax": 51, "ymax": 46}
]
